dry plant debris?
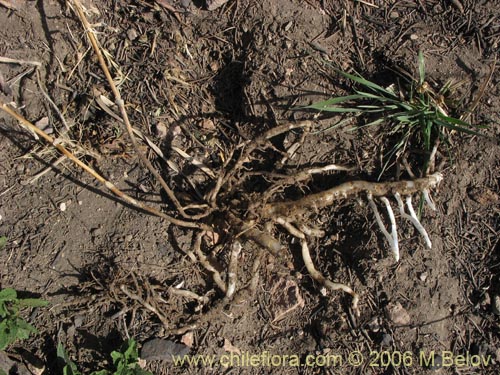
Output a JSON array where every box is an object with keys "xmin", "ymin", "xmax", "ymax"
[{"xmin": 0, "ymin": 0, "xmax": 447, "ymax": 332}]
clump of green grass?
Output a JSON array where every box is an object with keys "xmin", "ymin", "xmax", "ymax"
[
  {"xmin": 0, "ymin": 288, "xmax": 48, "ymax": 350},
  {"xmin": 304, "ymin": 52, "xmax": 484, "ymax": 175},
  {"xmin": 58, "ymin": 339, "xmax": 153, "ymax": 375}
]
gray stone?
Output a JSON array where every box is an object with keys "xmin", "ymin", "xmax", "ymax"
[{"xmin": 141, "ymin": 339, "xmax": 190, "ymax": 362}]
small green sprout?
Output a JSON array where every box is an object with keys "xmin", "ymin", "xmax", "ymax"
[
  {"xmin": 0, "ymin": 288, "xmax": 48, "ymax": 350},
  {"xmin": 58, "ymin": 339, "xmax": 153, "ymax": 375},
  {"xmin": 0, "ymin": 237, "xmax": 7, "ymax": 251}
]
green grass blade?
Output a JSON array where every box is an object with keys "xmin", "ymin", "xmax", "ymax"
[
  {"xmin": 308, "ymin": 106, "xmax": 363, "ymax": 113},
  {"xmin": 434, "ymin": 119, "xmax": 484, "ymax": 136},
  {"xmin": 437, "ymin": 113, "xmax": 487, "ymax": 129},
  {"xmin": 0, "ymin": 236, "xmax": 6, "ymax": 250},
  {"xmin": 359, "ymin": 118, "xmax": 385, "ymax": 128},
  {"xmin": 418, "ymin": 50, "xmax": 425, "ymax": 85},
  {"xmin": 336, "ymin": 69, "xmax": 398, "ymax": 98},
  {"xmin": 301, "ymin": 94, "xmax": 368, "ymax": 109}
]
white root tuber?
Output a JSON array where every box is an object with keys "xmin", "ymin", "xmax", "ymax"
[
  {"xmin": 422, "ymin": 189, "xmax": 436, "ymax": 211},
  {"xmin": 368, "ymin": 195, "xmax": 399, "ymax": 262},
  {"xmin": 394, "ymin": 193, "xmax": 432, "ymax": 249},
  {"xmin": 380, "ymin": 197, "xmax": 400, "ymax": 262},
  {"xmin": 225, "ymin": 241, "xmax": 242, "ymax": 300}
]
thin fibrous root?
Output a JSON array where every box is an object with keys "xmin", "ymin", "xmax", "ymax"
[
  {"xmin": 207, "ymin": 120, "xmax": 312, "ymax": 203},
  {"xmin": 264, "ymin": 173, "xmax": 443, "ymax": 218},
  {"xmin": 367, "ymin": 195, "xmax": 399, "ymax": 262},
  {"xmin": 120, "ymin": 284, "xmax": 169, "ymax": 329},
  {"xmin": 193, "ymin": 231, "xmax": 227, "ymax": 293},
  {"xmin": 300, "ymin": 239, "xmax": 359, "ymax": 316},
  {"xmin": 394, "ymin": 193, "xmax": 432, "ymax": 249}
]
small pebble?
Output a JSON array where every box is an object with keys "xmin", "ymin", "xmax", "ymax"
[
  {"xmin": 427, "ymin": 354, "xmax": 442, "ymax": 371},
  {"xmin": 180, "ymin": 0, "xmax": 192, "ymax": 9},
  {"xmin": 385, "ymin": 302, "xmax": 411, "ymax": 325},
  {"xmin": 141, "ymin": 339, "xmax": 190, "ymax": 362},
  {"xmin": 419, "ymin": 272, "xmax": 428, "ymax": 282},
  {"xmin": 366, "ymin": 317, "xmax": 380, "ymax": 332},
  {"xmin": 492, "ymin": 294, "xmax": 500, "ymax": 315},
  {"xmin": 127, "ymin": 28, "xmax": 138, "ymax": 41},
  {"xmin": 59, "ymin": 202, "xmax": 67, "ymax": 212},
  {"xmin": 481, "ymin": 292, "xmax": 491, "ymax": 307},
  {"xmin": 155, "ymin": 122, "xmax": 168, "ymax": 138},
  {"xmin": 380, "ymin": 333, "xmax": 393, "ymax": 347},
  {"xmin": 470, "ymin": 341, "xmax": 490, "ymax": 356},
  {"xmin": 389, "ymin": 11, "xmax": 399, "ymax": 19},
  {"xmin": 16, "ymin": 164, "xmax": 25, "ymax": 174},
  {"xmin": 91, "ymin": 227, "xmax": 103, "ymax": 237},
  {"xmin": 410, "ymin": 34, "xmax": 419, "ymax": 40}
]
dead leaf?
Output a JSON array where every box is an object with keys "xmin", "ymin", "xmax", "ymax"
[
  {"xmin": 270, "ymin": 279, "xmax": 305, "ymax": 323},
  {"xmin": 0, "ymin": 0, "xmax": 19, "ymax": 10},
  {"xmin": 155, "ymin": 0, "xmax": 182, "ymax": 23},
  {"xmin": 181, "ymin": 332, "xmax": 194, "ymax": 348},
  {"xmin": 200, "ymin": 118, "xmax": 216, "ymax": 131},
  {"xmin": 223, "ymin": 338, "xmax": 241, "ymax": 355},
  {"xmin": 206, "ymin": 0, "xmax": 230, "ymax": 11}
]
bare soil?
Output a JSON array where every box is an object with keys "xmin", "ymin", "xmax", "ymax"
[{"xmin": 0, "ymin": 0, "xmax": 499, "ymax": 374}]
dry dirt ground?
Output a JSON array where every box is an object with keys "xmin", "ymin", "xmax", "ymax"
[{"xmin": 0, "ymin": 0, "xmax": 499, "ymax": 374}]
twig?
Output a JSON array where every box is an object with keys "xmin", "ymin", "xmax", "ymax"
[
  {"xmin": 155, "ymin": 0, "xmax": 183, "ymax": 23},
  {"xmin": 0, "ymin": 56, "xmax": 41, "ymax": 67},
  {"xmin": 120, "ymin": 284, "xmax": 169, "ymax": 329},
  {"xmin": 171, "ymin": 146, "xmax": 216, "ymax": 179},
  {"xmin": 461, "ymin": 57, "xmax": 497, "ymax": 122},
  {"xmin": 24, "ymin": 155, "xmax": 65, "ymax": 185},
  {"xmin": 35, "ymin": 70, "xmax": 71, "ymax": 132}
]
